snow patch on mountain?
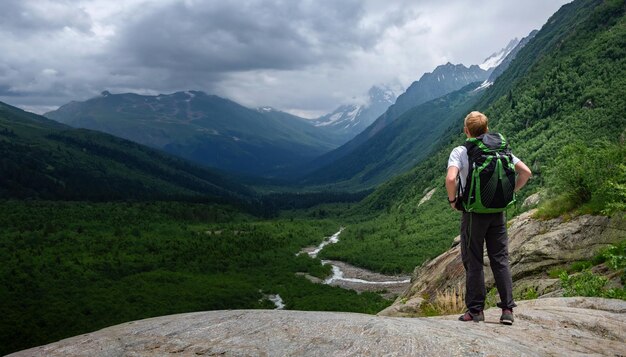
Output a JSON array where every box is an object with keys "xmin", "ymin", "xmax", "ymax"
[
  {"xmin": 479, "ymin": 38, "xmax": 520, "ymax": 70},
  {"xmin": 257, "ymin": 106, "xmax": 275, "ymax": 113},
  {"xmin": 474, "ymin": 80, "xmax": 493, "ymax": 92},
  {"xmin": 311, "ymin": 85, "xmax": 397, "ymax": 139}
]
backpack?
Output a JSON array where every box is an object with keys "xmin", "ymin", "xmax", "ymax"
[{"xmin": 459, "ymin": 132, "xmax": 517, "ymax": 213}]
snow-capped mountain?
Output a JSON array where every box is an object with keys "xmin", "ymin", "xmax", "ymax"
[
  {"xmin": 475, "ymin": 31, "xmax": 538, "ymax": 91},
  {"xmin": 313, "ymin": 104, "xmax": 362, "ymax": 128},
  {"xmin": 480, "ymin": 38, "xmax": 521, "ymax": 70},
  {"xmin": 312, "ymin": 85, "xmax": 397, "ymax": 141}
]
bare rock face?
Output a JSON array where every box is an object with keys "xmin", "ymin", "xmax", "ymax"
[
  {"xmin": 10, "ymin": 298, "xmax": 626, "ymax": 356},
  {"xmin": 379, "ymin": 210, "xmax": 625, "ymax": 316},
  {"xmin": 521, "ymin": 192, "xmax": 542, "ymax": 208}
]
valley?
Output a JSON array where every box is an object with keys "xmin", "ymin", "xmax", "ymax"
[
  {"xmin": 1, "ymin": 0, "xmax": 625, "ymax": 355},
  {"xmin": 0, "ymin": 201, "xmax": 392, "ymax": 355}
]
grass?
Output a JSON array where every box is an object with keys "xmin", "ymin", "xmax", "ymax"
[{"xmin": 433, "ymin": 284, "xmax": 466, "ymax": 315}]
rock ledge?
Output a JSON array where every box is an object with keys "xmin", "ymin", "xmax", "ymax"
[{"xmin": 10, "ymin": 297, "xmax": 626, "ymax": 356}]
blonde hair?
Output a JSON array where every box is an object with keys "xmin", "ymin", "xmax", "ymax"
[{"xmin": 464, "ymin": 111, "xmax": 488, "ymax": 137}]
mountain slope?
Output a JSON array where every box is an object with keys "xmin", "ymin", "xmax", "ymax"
[
  {"xmin": 45, "ymin": 91, "xmax": 342, "ymax": 176},
  {"xmin": 484, "ymin": 30, "xmax": 538, "ymax": 85},
  {"xmin": 385, "ymin": 63, "xmax": 488, "ymax": 128},
  {"xmin": 303, "ymin": 63, "xmax": 490, "ymax": 176},
  {"xmin": 297, "ymin": 38, "xmax": 529, "ymax": 190},
  {"xmin": 311, "ymin": 86, "xmax": 397, "ymax": 142},
  {"xmin": 0, "ymin": 101, "xmax": 254, "ymax": 204},
  {"xmin": 301, "ymin": 82, "xmax": 484, "ymax": 189}
]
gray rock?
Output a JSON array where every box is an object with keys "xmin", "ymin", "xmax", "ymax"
[
  {"xmin": 522, "ymin": 192, "xmax": 542, "ymax": 208},
  {"xmin": 10, "ymin": 298, "xmax": 626, "ymax": 357},
  {"xmin": 384, "ymin": 210, "xmax": 626, "ymax": 316}
]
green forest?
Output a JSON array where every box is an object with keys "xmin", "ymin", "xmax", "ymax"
[{"xmin": 0, "ymin": 201, "xmax": 391, "ymax": 355}]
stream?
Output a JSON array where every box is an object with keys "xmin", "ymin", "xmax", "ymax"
[{"xmin": 299, "ymin": 228, "xmax": 411, "ymax": 299}]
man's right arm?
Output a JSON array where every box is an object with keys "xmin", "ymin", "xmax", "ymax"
[
  {"xmin": 446, "ymin": 147, "xmax": 462, "ymax": 210},
  {"xmin": 446, "ymin": 166, "xmax": 459, "ymax": 210},
  {"xmin": 514, "ymin": 161, "xmax": 532, "ymax": 192}
]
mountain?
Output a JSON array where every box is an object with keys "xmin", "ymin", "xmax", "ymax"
[
  {"xmin": 311, "ymin": 86, "xmax": 397, "ymax": 142},
  {"xmin": 0, "ymin": 100, "xmax": 255, "ymax": 205},
  {"xmin": 386, "ymin": 63, "xmax": 489, "ymax": 126},
  {"xmin": 300, "ymin": 82, "xmax": 485, "ymax": 189},
  {"xmin": 301, "ymin": 63, "xmax": 491, "ymax": 176},
  {"xmin": 297, "ymin": 37, "xmax": 532, "ymax": 188},
  {"xmin": 45, "ymin": 91, "xmax": 343, "ymax": 177},
  {"xmin": 481, "ymin": 30, "xmax": 539, "ymax": 88}
]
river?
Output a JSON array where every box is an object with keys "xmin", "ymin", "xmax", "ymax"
[{"xmin": 299, "ymin": 228, "xmax": 411, "ymax": 299}]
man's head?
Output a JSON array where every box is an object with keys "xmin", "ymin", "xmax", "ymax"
[{"xmin": 464, "ymin": 111, "xmax": 488, "ymax": 138}]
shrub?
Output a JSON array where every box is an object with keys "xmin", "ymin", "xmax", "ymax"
[
  {"xmin": 522, "ymin": 287, "xmax": 539, "ymax": 300},
  {"xmin": 560, "ymin": 270, "xmax": 607, "ymax": 297},
  {"xmin": 537, "ymin": 141, "xmax": 626, "ymax": 218},
  {"xmin": 569, "ymin": 260, "xmax": 593, "ymax": 272}
]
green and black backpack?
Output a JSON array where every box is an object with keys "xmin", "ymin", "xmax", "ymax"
[{"xmin": 460, "ymin": 132, "xmax": 517, "ymax": 213}]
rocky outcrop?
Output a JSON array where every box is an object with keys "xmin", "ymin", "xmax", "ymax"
[
  {"xmin": 10, "ymin": 298, "xmax": 626, "ymax": 356},
  {"xmin": 379, "ymin": 210, "xmax": 626, "ymax": 317}
]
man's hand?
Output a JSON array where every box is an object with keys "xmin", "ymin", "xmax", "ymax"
[{"xmin": 450, "ymin": 202, "xmax": 459, "ymax": 211}]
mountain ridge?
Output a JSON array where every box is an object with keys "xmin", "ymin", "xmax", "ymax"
[
  {"xmin": 296, "ymin": 37, "xmax": 529, "ymax": 189},
  {"xmin": 310, "ymin": 85, "xmax": 398, "ymax": 142},
  {"xmin": 0, "ymin": 100, "xmax": 255, "ymax": 206},
  {"xmin": 44, "ymin": 90, "xmax": 343, "ymax": 177}
]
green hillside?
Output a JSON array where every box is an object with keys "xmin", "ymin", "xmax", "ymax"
[
  {"xmin": 0, "ymin": 101, "xmax": 255, "ymax": 207},
  {"xmin": 320, "ymin": 0, "xmax": 626, "ymax": 273},
  {"xmin": 45, "ymin": 91, "xmax": 343, "ymax": 176},
  {"xmin": 301, "ymin": 63, "xmax": 490, "ymax": 178}
]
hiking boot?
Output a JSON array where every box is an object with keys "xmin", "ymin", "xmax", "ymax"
[
  {"xmin": 500, "ymin": 309, "xmax": 514, "ymax": 325},
  {"xmin": 458, "ymin": 310, "xmax": 484, "ymax": 323}
]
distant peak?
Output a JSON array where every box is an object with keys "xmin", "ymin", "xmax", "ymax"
[
  {"xmin": 368, "ymin": 85, "xmax": 397, "ymax": 103},
  {"xmin": 101, "ymin": 90, "xmax": 112, "ymax": 97},
  {"xmin": 479, "ymin": 37, "xmax": 521, "ymax": 70}
]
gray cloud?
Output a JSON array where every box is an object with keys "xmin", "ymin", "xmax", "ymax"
[
  {"xmin": 0, "ymin": 0, "xmax": 571, "ymax": 116},
  {"xmin": 0, "ymin": 0, "xmax": 92, "ymax": 34},
  {"xmin": 113, "ymin": 0, "xmax": 392, "ymax": 74}
]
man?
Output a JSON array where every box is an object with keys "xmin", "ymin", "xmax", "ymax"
[{"xmin": 445, "ymin": 111, "xmax": 532, "ymax": 325}]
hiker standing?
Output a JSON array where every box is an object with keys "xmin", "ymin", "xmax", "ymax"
[{"xmin": 445, "ymin": 111, "xmax": 532, "ymax": 325}]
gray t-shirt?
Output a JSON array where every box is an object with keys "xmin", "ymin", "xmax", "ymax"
[{"xmin": 447, "ymin": 145, "xmax": 520, "ymax": 191}]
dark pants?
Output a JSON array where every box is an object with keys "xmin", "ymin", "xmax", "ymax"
[{"xmin": 460, "ymin": 211, "xmax": 516, "ymax": 313}]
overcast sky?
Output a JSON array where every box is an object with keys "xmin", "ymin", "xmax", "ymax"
[{"xmin": 0, "ymin": 0, "xmax": 571, "ymax": 117}]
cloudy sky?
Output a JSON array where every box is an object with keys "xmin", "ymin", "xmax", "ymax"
[{"xmin": 0, "ymin": 0, "xmax": 570, "ymax": 117}]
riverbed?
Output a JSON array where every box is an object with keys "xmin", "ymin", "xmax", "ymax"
[{"xmin": 299, "ymin": 228, "xmax": 411, "ymax": 299}]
